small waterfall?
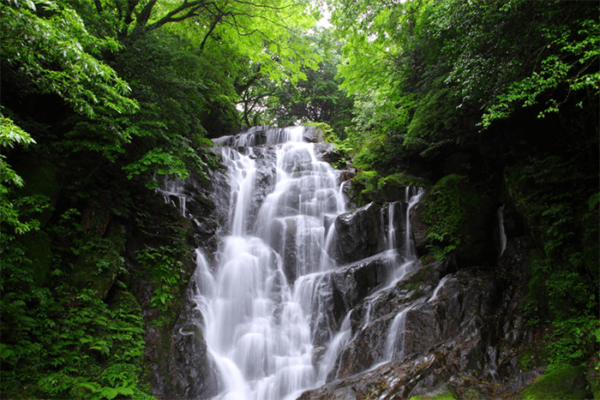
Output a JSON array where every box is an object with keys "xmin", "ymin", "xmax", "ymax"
[
  {"xmin": 391, "ymin": 187, "xmax": 424, "ymax": 282},
  {"xmin": 428, "ymin": 275, "xmax": 450, "ymax": 303},
  {"xmin": 316, "ymin": 314, "xmax": 352, "ymax": 384},
  {"xmin": 382, "ymin": 187, "xmax": 425, "ymax": 363},
  {"xmin": 387, "ymin": 202, "xmax": 397, "ymax": 251},
  {"xmin": 497, "ymin": 204, "xmax": 507, "ymax": 257},
  {"xmin": 156, "ymin": 176, "xmax": 187, "ymax": 217},
  {"xmin": 384, "ymin": 305, "xmax": 414, "ymax": 362}
]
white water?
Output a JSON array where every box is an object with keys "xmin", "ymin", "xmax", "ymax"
[
  {"xmin": 428, "ymin": 275, "xmax": 450, "ymax": 303},
  {"xmin": 193, "ymin": 127, "xmax": 346, "ymax": 400},
  {"xmin": 156, "ymin": 176, "xmax": 187, "ymax": 217},
  {"xmin": 382, "ymin": 187, "xmax": 425, "ymax": 362},
  {"xmin": 498, "ymin": 204, "xmax": 507, "ymax": 257},
  {"xmin": 384, "ymin": 305, "xmax": 414, "ymax": 362}
]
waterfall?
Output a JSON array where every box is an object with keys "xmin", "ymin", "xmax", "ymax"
[
  {"xmin": 497, "ymin": 204, "xmax": 507, "ymax": 257},
  {"xmin": 428, "ymin": 275, "xmax": 450, "ymax": 303},
  {"xmin": 156, "ymin": 176, "xmax": 187, "ymax": 217},
  {"xmin": 192, "ymin": 127, "xmax": 346, "ymax": 400},
  {"xmin": 382, "ymin": 187, "xmax": 424, "ymax": 362}
]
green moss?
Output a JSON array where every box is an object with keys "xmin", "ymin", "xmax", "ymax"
[
  {"xmin": 519, "ymin": 349, "xmax": 534, "ymax": 371},
  {"xmin": 194, "ymin": 195, "xmax": 215, "ymax": 210},
  {"xmin": 521, "ymin": 366, "xmax": 592, "ymax": 399},
  {"xmin": 72, "ymin": 222, "xmax": 126, "ymax": 299},
  {"xmin": 350, "ymin": 170, "xmax": 379, "ymax": 205},
  {"xmin": 109, "ymin": 290, "xmax": 143, "ymax": 315},
  {"xmin": 377, "ymin": 172, "xmax": 430, "ymax": 201},
  {"xmin": 410, "ymin": 390, "xmax": 456, "ymax": 400}
]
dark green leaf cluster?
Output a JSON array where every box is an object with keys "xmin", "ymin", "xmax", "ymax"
[
  {"xmin": 506, "ymin": 157, "xmax": 598, "ymax": 323},
  {"xmin": 0, "ymin": 264, "xmax": 149, "ymax": 399}
]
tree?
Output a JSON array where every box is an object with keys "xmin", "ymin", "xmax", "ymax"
[{"xmin": 264, "ymin": 27, "xmax": 354, "ymax": 136}]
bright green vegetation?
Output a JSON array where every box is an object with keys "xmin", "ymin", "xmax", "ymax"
[
  {"xmin": 521, "ymin": 366, "xmax": 592, "ymax": 400},
  {"xmin": 410, "ymin": 392, "xmax": 455, "ymax": 400}
]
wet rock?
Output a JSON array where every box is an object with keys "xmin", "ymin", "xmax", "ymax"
[
  {"xmin": 334, "ymin": 203, "xmax": 384, "ymax": 263},
  {"xmin": 157, "ymin": 298, "xmax": 220, "ymax": 400},
  {"xmin": 248, "ymin": 164, "xmax": 277, "ymax": 226},
  {"xmin": 314, "ymin": 142, "xmax": 342, "ymax": 164},
  {"xmin": 331, "ymin": 254, "xmax": 393, "ymax": 312},
  {"xmin": 322, "ymin": 266, "xmax": 501, "ymax": 386},
  {"xmin": 302, "ymin": 125, "xmax": 324, "ymax": 143},
  {"xmin": 338, "ymin": 169, "xmax": 355, "ymax": 183},
  {"xmin": 409, "ymin": 200, "xmax": 429, "ymax": 256}
]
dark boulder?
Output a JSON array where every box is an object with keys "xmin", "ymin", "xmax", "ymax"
[
  {"xmin": 314, "ymin": 142, "xmax": 342, "ymax": 164},
  {"xmin": 334, "ymin": 203, "xmax": 384, "ymax": 263}
]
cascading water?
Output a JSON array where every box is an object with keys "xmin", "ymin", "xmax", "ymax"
[
  {"xmin": 192, "ymin": 127, "xmax": 346, "ymax": 400},
  {"xmin": 157, "ymin": 176, "xmax": 187, "ymax": 217},
  {"xmin": 497, "ymin": 204, "xmax": 507, "ymax": 257},
  {"xmin": 382, "ymin": 187, "xmax": 425, "ymax": 363}
]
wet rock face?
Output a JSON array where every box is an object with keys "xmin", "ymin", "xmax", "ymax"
[
  {"xmin": 184, "ymin": 168, "xmax": 231, "ymax": 255},
  {"xmin": 307, "ymin": 255, "xmax": 395, "ymax": 349},
  {"xmin": 154, "ymin": 298, "xmax": 220, "ymax": 399},
  {"xmin": 331, "ymin": 255, "xmax": 392, "ymax": 313},
  {"xmin": 139, "ymin": 169, "xmax": 233, "ymax": 400},
  {"xmin": 409, "ymin": 200, "xmax": 429, "ymax": 256},
  {"xmin": 302, "ymin": 125, "xmax": 324, "ymax": 143},
  {"xmin": 298, "ymin": 237, "xmax": 542, "ymax": 399},
  {"xmin": 331, "ymin": 266, "xmax": 500, "ymax": 381},
  {"xmin": 314, "ymin": 142, "xmax": 342, "ymax": 164},
  {"xmin": 334, "ymin": 203, "xmax": 384, "ymax": 263}
]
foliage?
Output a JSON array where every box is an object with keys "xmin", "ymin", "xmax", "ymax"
[
  {"xmin": 505, "ymin": 156, "xmax": 598, "ymax": 322},
  {"xmin": 136, "ymin": 246, "xmax": 186, "ymax": 312},
  {"xmin": 328, "ymin": 0, "xmax": 599, "ymax": 163},
  {"xmin": 0, "ymin": 0, "xmax": 137, "ymax": 119},
  {"xmin": 481, "ymin": 16, "xmax": 599, "ymax": 127},
  {"xmin": 0, "ymin": 273, "xmax": 149, "ymax": 399},
  {"xmin": 266, "ymin": 28, "xmax": 354, "ymax": 136},
  {"xmin": 421, "ymin": 175, "xmax": 481, "ymax": 261},
  {"xmin": 0, "ymin": 117, "xmax": 48, "ymax": 235},
  {"xmin": 545, "ymin": 316, "xmax": 600, "ymax": 372}
]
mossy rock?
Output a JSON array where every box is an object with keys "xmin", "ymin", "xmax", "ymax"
[
  {"xmin": 17, "ymin": 229, "xmax": 52, "ymax": 286},
  {"xmin": 377, "ymin": 172, "xmax": 430, "ymax": 202},
  {"xmin": 520, "ymin": 366, "xmax": 593, "ymax": 399}
]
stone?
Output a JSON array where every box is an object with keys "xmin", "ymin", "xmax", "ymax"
[
  {"xmin": 334, "ymin": 203, "xmax": 384, "ymax": 263},
  {"xmin": 520, "ymin": 366, "xmax": 592, "ymax": 400},
  {"xmin": 314, "ymin": 142, "xmax": 342, "ymax": 164}
]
